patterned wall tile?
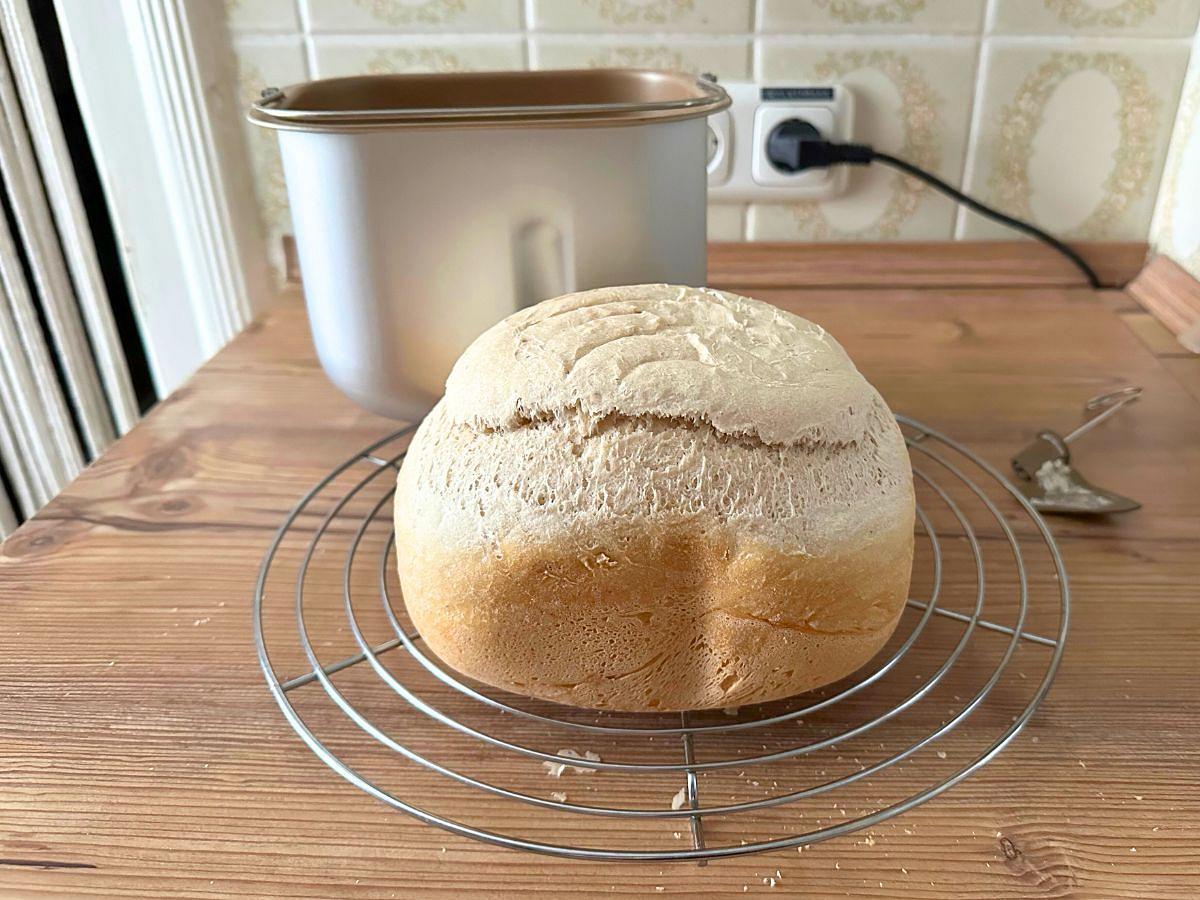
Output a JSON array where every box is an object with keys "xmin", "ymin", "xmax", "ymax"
[
  {"xmin": 534, "ymin": 38, "xmax": 751, "ymax": 80},
  {"xmin": 1151, "ymin": 34, "xmax": 1200, "ymax": 278},
  {"xmin": 531, "ymin": 0, "xmax": 753, "ymax": 33},
  {"xmin": 312, "ymin": 38, "xmax": 525, "ymax": 79},
  {"xmin": 232, "ymin": 37, "xmax": 308, "ymax": 267},
  {"xmin": 304, "ymin": 0, "xmax": 522, "ymax": 32},
  {"xmin": 760, "ymin": 0, "xmax": 986, "ymax": 34},
  {"xmin": 708, "ymin": 204, "xmax": 746, "ymax": 240},
  {"xmin": 961, "ymin": 39, "xmax": 1190, "ymax": 241},
  {"xmin": 991, "ymin": 0, "xmax": 1200, "ymax": 37},
  {"xmin": 225, "ymin": 0, "xmax": 300, "ymax": 31},
  {"xmin": 749, "ymin": 40, "xmax": 979, "ymax": 241}
]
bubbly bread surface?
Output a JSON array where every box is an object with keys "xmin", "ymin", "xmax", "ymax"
[{"xmin": 395, "ymin": 285, "xmax": 915, "ymax": 711}]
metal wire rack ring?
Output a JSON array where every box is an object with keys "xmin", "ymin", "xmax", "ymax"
[{"xmin": 253, "ymin": 415, "xmax": 1069, "ymax": 862}]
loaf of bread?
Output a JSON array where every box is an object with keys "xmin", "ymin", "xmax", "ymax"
[{"xmin": 394, "ymin": 285, "xmax": 914, "ymax": 712}]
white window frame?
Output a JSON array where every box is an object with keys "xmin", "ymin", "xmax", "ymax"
[{"xmin": 52, "ymin": 0, "xmax": 274, "ymax": 396}]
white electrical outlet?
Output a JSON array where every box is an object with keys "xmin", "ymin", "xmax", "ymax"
[{"xmin": 707, "ymin": 82, "xmax": 854, "ymax": 202}]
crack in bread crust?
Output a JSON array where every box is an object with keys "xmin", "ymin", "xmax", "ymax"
[{"xmin": 483, "ymin": 403, "xmax": 864, "ymax": 452}]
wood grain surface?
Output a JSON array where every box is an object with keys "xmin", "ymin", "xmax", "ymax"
[
  {"xmin": 2, "ymin": 245, "xmax": 1198, "ymax": 898},
  {"xmin": 706, "ymin": 241, "xmax": 1149, "ymax": 290}
]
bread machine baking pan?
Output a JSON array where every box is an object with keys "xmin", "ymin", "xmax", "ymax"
[{"xmin": 249, "ymin": 70, "xmax": 729, "ymax": 422}]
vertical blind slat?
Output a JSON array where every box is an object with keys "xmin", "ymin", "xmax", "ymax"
[
  {"xmin": 0, "ymin": 190, "xmax": 83, "ymax": 501},
  {"xmin": 0, "ymin": 0, "xmax": 139, "ymax": 434},
  {"xmin": 0, "ymin": 42, "xmax": 113, "ymax": 458},
  {"xmin": 0, "ymin": 0, "xmax": 148, "ymax": 529},
  {"xmin": 0, "ymin": 387, "xmax": 38, "ymax": 516}
]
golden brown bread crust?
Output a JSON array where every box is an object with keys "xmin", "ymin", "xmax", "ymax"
[
  {"xmin": 395, "ymin": 514, "xmax": 914, "ymax": 712},
  {"xmin": 394, "ymin": 285, "xmax": 916, "ymax": 712}
]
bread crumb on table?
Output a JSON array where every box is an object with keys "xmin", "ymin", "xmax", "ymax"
[
  {"xmin": 549, "ymin": 791, "xmax": 567, "ymax": 803},
  {"xmin": 543, "ymin": 748, "xmax": 601, "ymax": 777}
]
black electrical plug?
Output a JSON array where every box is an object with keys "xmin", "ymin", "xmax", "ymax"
[{"xmin": 765, "ymin": 119, "xmax": 874, "ymax": 173}]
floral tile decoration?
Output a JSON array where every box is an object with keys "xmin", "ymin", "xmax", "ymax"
[
  {"xmin": 760, "ymin": 0, "xmax": 986, "ymax": 34},
  {"xmin": 962, "ymin": 40, "xmax": 1189, "ymax": 240},
  {"xmin": 990, "ymin": 0, "xmax": 1200, "ymax": 38},
  {"xmin": 305, "ymin": 0, "xmax": 522, "ymax": 32},
  {"xmin": 231, "ymin": 35, "xmax": 308, "ymax": 281},
  {"xmin": 311, "ymin": 38, "xmax": 525, "ymax": 79},
  {"xmin": 532, "ymin": 0, "xmax": 753, "ymax": 33},
  {"xmin": 533, "ymin": 38, "xmax": 751, "ymax": 80}
]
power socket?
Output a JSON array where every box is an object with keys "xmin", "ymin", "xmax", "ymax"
[{"xmin": 707, "ymin": 82, "xmax": 854, "ymax": 202}]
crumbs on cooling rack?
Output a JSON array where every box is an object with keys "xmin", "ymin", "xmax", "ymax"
[
  {"xmin": 543, "ymin": 748, "xmax": 601, "ymax": 777},
  {"xmin": 671, "ymin": 786, "xmax": 688, "ymax": 810}
]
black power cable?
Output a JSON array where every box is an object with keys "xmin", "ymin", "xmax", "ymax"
[{"xmin": 768, "ymin": 135, "xmax": 1104, "ymax": 289}]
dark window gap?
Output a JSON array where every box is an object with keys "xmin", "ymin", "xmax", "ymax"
[
  {"xmin": 0, "ymin": 184, "xmax": 89, "ymax": 456},
  {"xmin": 0, "ymin": 451, "xmax": 23, "ymax": 527},
  {"xmin": 29, "ymin": 4, "xmax": 157, "ymax": 414}
]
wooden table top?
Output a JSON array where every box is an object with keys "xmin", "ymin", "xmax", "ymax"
[{"xmin": 2, "ymin": 244, "xmax": 1198, "ymax": 898}]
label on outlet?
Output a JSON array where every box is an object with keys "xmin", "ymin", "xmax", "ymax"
[{"xmin": 761, "ymin": 87, "xmax": 835, "ymax": 102}]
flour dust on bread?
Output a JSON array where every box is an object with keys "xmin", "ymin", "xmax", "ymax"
[{"xmin": 394, "ymin": 284, "xmax": 915, "ymax": 712}]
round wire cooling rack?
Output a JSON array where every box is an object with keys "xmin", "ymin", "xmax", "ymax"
[{"xmin": 253, "ymin": 415, "xmax": 1069, "ymax": 863}]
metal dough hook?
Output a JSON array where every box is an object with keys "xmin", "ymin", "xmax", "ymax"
[{"xmin": 1011, "ymin": 386, "xmax": 1143, "ymax": 515}]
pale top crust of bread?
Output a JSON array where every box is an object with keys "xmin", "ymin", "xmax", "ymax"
[
  {"xmin": 446, "ymin": 283, "xmax": 878, "ymax": 447},
  {"xmin": 399, "ymin": 284, "xmax": 913, "ymax": 560}
]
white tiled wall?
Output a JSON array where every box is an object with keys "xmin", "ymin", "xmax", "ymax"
[{"xmin": 227, "ymin": 0, "xmax": 1200, "ymax": 279}]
